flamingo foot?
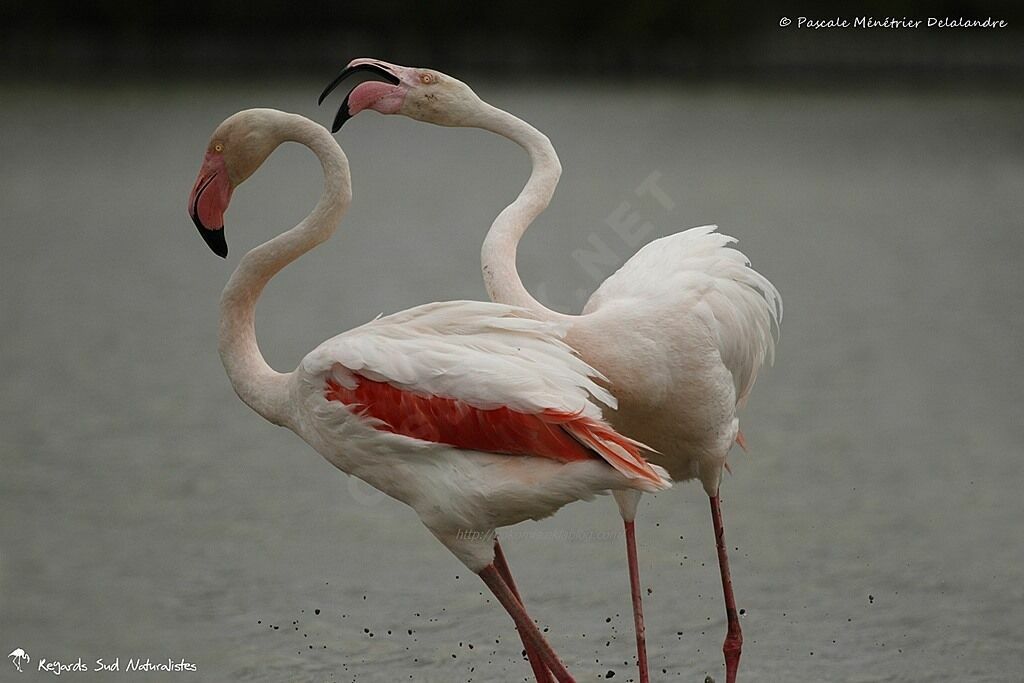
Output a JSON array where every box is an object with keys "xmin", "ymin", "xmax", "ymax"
[
  {"xmin": 710, "ymin": 493, "xmax": 743, "ymax": 683},
  {"xmin": 479, "ymin": 563, "xmax": 576, "ymax": 683}
]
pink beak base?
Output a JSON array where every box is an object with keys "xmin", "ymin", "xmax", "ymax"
[
  {"xmin": 346, "ymin": 81, "xmax": 407, "ymax": 117},
  {"xmin": 187, "ymin": 153, "xmax": 232, "ymax": 257}
]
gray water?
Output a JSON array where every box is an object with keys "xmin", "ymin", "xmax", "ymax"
[{"xmin": 2, "ymin": 82, "xmax": 1022, "ymax": 682}]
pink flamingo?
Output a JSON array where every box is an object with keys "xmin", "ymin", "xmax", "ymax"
[
  {"xmin": 186, "ymin": 108, "xmax": 672, "ymax": 682},
  {"xmin": 321, "ymin": 61, "xmax": 782, "ymax": 683}
]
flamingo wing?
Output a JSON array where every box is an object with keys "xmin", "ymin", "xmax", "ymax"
[
  {"xmin": 299, "ymin": 301, "xmax": 667, "ymax": 488},
  {"xmin": 583, "ymin": 225, "xmax": 782, "ymax": 407}
]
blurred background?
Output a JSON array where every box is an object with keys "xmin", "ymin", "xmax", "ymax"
[
  {"xmin": 2, "ymin": 0, "xmax": 1024, "ymax": 83},
  {"xmin": 2, "ymin": 2, "xmax": 1022, "ymax": 682}
]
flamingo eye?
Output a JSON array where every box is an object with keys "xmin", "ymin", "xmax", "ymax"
[
  {"xmin": 420, "ymin": 73, "xmax": 434, "ymax": 85},
  {"xmin": 214, "ymin": 143, "xmax": 224, "ymax": 153}
]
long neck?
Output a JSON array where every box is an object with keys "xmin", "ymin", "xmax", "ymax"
[
  {"xmin": 218, "ymin": 117, "xmax": 351, "ymax": 425},
  {"xmin": 475, "ymin": 102, "xmax": 568, "ymax": 321}
]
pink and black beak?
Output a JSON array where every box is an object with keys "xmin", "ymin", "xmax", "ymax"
[
  {"xmin": 318, "ymin": 60, "xmax": 402, "ymax": 133},
  {"xmin": 187, "ymin": 152, "xmax": 232, "ymax": 258}
]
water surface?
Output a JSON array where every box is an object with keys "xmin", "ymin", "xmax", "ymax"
[{"xmin": 1, "ymin": 82, "xmax": 1022, "ymax": 681}]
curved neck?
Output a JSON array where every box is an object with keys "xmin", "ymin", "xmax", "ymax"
[
  {"xmin": 218, "ymin": 115, "xmax": 351, "ymax": 425},
  {"xmin": 474, "ymin": 102, "xmax": 567, "ymax": 321}
]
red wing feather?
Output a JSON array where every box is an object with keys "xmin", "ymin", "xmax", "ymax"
[
  {"xmin": 326, "ymin": 376, "xmax": 593, "ymax": 463},
  {"xmin": 325, "ymin": 375, "xmax": 664, "ymax": 487}
]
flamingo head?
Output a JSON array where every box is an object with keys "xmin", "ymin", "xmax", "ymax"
[
  {"xmin": 318, "ymin": 58, "xmax": 481, "ymax": 133},
  {"xmin": 187, "ymin": 109, "xmax": 285, "ymax": 257}
]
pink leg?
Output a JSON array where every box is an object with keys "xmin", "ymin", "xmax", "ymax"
[
  {"xmin": 710, "ymin": 493, "xmax": 743, "ymax": 683},
  {"xmin": 479, "ymin": 564, "xmax": 576, "ymax": 683},
  {"xmin": 623, "ymin": 520, "xmax": 650, "ymax": 683},
  {"xmin": 494, "ymin": 540, "xmax": 555, "ymax": 683}
]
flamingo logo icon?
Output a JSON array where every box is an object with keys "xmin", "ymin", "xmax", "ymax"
[{"xmin": 8, "ymin": 648, "xmax": 30, "ymax": 673}]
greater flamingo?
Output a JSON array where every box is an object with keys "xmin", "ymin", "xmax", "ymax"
[
  {"xmin": 320, "ymin": 61, "xmax": 782, "ymax": 683},
  {"xmin": 186, "ymin": 108, "xmax": 672, "ymax": 682}
]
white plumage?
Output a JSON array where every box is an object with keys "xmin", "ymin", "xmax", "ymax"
[
  {"xmin": 579, "ymin": 224, "xmax": 782, "ymax": 481},
  {"xmin": 300, "ymin": 300, "xmax": 614, "ymax": 417},
  {"xmin": 585, "ymin": 225, "xmax": 781, "ymax": 404}
]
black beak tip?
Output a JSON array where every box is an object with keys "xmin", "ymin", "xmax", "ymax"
[
  {"xmin": 318, "ymin": 72, "xmax": 346, "ymax": 108},
  {"xmin": 331, "ymin": 101, "xmax": 352, "ymax": 133},
  {"xmin": 191, "ymin": 212, "xmax": 228, "ymax": 258}
]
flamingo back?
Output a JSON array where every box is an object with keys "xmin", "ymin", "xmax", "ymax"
[{"xmin": 582, "ymin": 226, "xmax": 781, "ymax": 408}]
